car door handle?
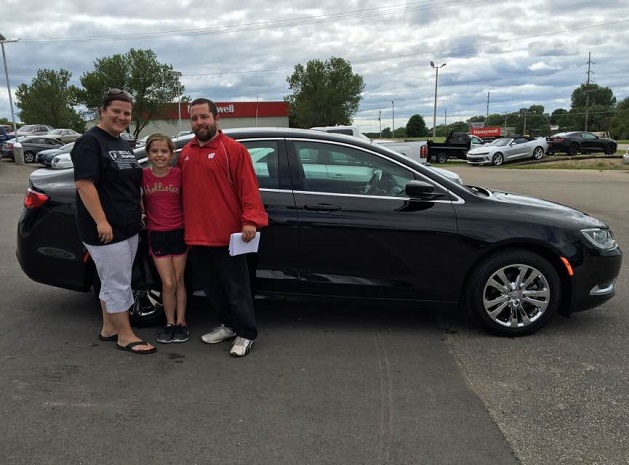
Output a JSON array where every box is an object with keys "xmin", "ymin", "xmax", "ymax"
[{"xmin": 303, "ymin": 204, "xmax": 342, "ymax": 212}]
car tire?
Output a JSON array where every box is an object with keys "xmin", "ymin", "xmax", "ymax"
[
  {"xmin": 436, "ymin": 152, "xmax": 448, "ymax": 164},
  {"xmin": 467, "ymin": 249, "xmax": 560, "ymax": 336},
  {"xmin": 23, "ymin": 151, "xmax": 36, "ymax": 163},
  {"xmin": 92, "ymin": 274, "xmax": 165, "ymax": 326},
  {"xmin": 532, "ymin": 147, "xmax": 544, "ymax": 160},
  {"xmin": 492, "ymin": 152, "xmax": 504, "ymax": 166},
  {"xmin": 567, "ymin": 144, "xmax": 579, "ymax": 156},
  {"xmin": 606, "ymin": 144, "xmax": 617, "ymax": 155}
]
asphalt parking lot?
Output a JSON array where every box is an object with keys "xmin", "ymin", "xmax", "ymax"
[{"xmin": 1, "ymin": 159, "xmax": 628, "ymax": 465}]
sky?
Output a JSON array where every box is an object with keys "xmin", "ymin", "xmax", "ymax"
[{"xmin": 1, "ymin": 0, "xmax": 628, "ymax": 134}]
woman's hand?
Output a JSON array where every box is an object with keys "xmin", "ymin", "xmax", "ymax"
[{"xmin": 96, "ymin": 220, "xmax": 114, "ymax": 244}]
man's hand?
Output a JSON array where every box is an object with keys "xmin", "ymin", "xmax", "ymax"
[{"xmin": 241, "ymin": 224, "xmax": 257, "ymax": 243}]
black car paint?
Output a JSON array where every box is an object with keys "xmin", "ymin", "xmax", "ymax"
[
  {"xmin": 546, "ymin": 131, "xmax": 617, "ymax": 155},
  {"xmin": 16, "ymin": 128, "xmax": 622, "ymax": 334}
]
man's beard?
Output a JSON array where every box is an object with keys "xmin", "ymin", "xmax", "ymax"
[{"xmin": 194, "ymin": 124, "xmax": 217, "ymax": 142}]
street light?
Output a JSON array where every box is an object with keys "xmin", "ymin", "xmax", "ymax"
[
  {"xmin": 391, "ymin": 100, "xmax": 395, "ymax": 139},
  {"xmin": 169, "ymin": 70, "xmax": 182, "ymax": 134},
  {"xmin": 0, "ymin": 33, "xmax": 20, "ymax": 141},
  {"xmin": 430, "ymin": 61, "xmax": 446, "ymax": 137}
]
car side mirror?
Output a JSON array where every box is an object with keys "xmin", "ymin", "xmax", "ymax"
[{"xmin": 405, "ymin": 180, "xmax": 434, "ymax": 198}]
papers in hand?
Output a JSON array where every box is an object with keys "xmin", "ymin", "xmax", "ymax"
[{"xmin": 228, "ymin": 232, "xmax": 260, "ymax": 256}]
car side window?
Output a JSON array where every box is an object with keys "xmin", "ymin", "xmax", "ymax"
[
  {"xmin": 240, "ymin": 140, "xmax": 281, "ymax": 189},
  {"xmin": 292, "ymin": 141, "xmax": 415, "ymax": 197}
]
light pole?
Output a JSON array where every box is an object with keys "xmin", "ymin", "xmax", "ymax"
[
  {"xmin": 430, "ymin": 61, "xmax": 446, "ymax": 137},
  {"xmin": 391, "ymin": 100, "xmax": 395, "ymax": 139},
  {"xmin": 0, "ymin": 33, "xmax": 20, "ymax": 140},
  {"xmin": 169, "ymin": 70, "xmax": 182, "ymax": 135}
]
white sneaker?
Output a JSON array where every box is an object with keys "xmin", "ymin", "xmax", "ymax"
[
  {"xmin": 201, "ymin": 325, "xmax": 236, "ymax": 344},
  {"xmin": 230, "ymin": 337, "xmax": 254, "ymax": 357}
]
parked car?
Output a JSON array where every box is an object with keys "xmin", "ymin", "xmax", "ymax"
[
  {"xmin": 37, "ymin": 142, "xmax": 75, "ymax": 167},
  {"xmin": 6, "ymin": 124, "xmax": 54, "ymax": 139},
  {"xmin": 623, "ymin": 147, "xmax": 629, "ymax": 165},
  {"xmin": 546, "ymin": 131, "xmax": 617, "ymax": 156},
  {"xmin": 17, "ymin": 128, "xmax": 621, "ymax": 336},
  {"xmin": 50, "ymin": 153, "xmax": 74, "ymax": 169},
  {"xmin": 466, "ymin": 136, "xmax": 548, "ymax": 166},
  {"xmin": 44, "ymin": 129, "xmax": 82, "ymax": 143},
  {"xmin": 1, "ymin": 136, "xmax": 64, "ymax": 163}
]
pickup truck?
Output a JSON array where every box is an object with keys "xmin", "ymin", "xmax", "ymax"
[
  {"xmin": 310, "ymin": 126, "xmax": 428, "ymax": 164},
  {"xmin": 427, "ymin": 131, "xmax": 485, "ymax": 163}
]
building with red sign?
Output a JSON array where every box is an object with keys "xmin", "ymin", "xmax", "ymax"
[{"xmin": 133, "ymin": 101, "xmax": 290, "ymax": 138}]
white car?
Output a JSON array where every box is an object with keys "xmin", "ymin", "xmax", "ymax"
[
  {"xmin": 467, "ymin": 136, "xmax": 548, "ymax": 166},
  {"xmin": 50, "ymin": 153, "xmax": 73, "ymax": 169}
]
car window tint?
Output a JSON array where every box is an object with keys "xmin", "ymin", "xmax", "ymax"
[
  {"xmin": 293, "ymin": 141, "xmax": 415, "ymax": 197},
  {"xmin": 240, "ymin": 140, "xmax": 281, "ymax": 189}
]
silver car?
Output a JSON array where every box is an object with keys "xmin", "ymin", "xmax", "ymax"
[{"xmin": 467, "ymin": 136, "xmax": 548, "ymax": 166}]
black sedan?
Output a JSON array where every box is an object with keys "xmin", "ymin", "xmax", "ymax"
[
  {"xmin": 1, "ymin": 136, "xmax": 65, "ymax": 163},
  {"xmin": 16, "ymin": 128, "xmax": 622, "ymax": 336},
  {"xmin": 546, "ymin": 131, "xmax": 617, "ymax": 155}
]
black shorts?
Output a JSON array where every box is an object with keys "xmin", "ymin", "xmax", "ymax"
[{"xmin": 148, "ymin": 229, "xmax": 187, "ymax": 258}]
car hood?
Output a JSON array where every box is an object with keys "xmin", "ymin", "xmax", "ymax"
[
  {"xmin": 489, "ymin": 189, "xmax": 606, "ymax": 228},
  {"xmin": 467, "ymin": 145, "xmax": 498, "ymax": 155}
]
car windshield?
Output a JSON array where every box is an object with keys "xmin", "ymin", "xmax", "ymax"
[
  {"xmin": 59, "ymin": 142, "xmax": 75, "ymax": 153},
  {"xmin": 487, "ymin": 138, "xmax": 512, "ymax": 147}
]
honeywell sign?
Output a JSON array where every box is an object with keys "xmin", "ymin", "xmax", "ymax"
[
  {"xmin": 171, "ymin": 101, "xmax": 289, "ymax": 119},
  {"xmin": 470, "ymin": 126, "xmax": 502, "ymax": 138}
]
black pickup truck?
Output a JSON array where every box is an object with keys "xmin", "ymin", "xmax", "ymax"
[{"xmin": 428, "ymin": 132, "xmax": 485, "ymax": 163}]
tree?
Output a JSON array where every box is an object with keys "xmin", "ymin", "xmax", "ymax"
[
  {"xmin": 15, "ymin": 69, "xmax": 85, "ymax": 131},
  {"xmin": 609, "ymin": 97, "xmax": 629, "ymax": 139},
  {"xmin": 285, "ymin": 57, "xmax": 365, "ymax": 128},
  {"xmin": 77, "ymin": 49, "xmax": 182, "ymax": 137},
  {"xmin": 406, "ymin": 114, "xmax": 428, "ymax": 137},
  {"xmin": 570, "ymin": 84, "xmax": 616, "ymax": 132}
]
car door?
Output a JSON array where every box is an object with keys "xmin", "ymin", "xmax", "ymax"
[
  {"xmin": 238, "ymin": 138, "xmax": 301, "ymax": 294},
  {"xmin": 286, "ymin": 138, "xmax": 461, "ymax": 301},
  {"xmin": 580, "ymin": 132, "xmax": 603, "ymax": 152},
  {"xmin": 505, "ymin": 137, "xmax": 530, "ymax": 161}
]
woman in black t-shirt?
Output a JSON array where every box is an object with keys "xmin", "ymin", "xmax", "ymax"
[{"xmin": 72, "ymin": 89, "xmax": 156, "ymax": 355}]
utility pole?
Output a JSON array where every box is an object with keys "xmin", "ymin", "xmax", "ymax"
[
  {"xmin": 430, "ymin": 61, "xmax": 447, "ymax": 137},
  {"xmin": 378, "ymin": 110, "xmax": 382, "ymax": 138},
  {"xmin": 584, "ymin": 52, "xmax": 595, "ymax": 131},
  {"xmin": 486, "ymin": 91, "xmax": 490, "ymax": 120},
  {"xmin": 391, "ymin": 101, "xmax": 395, "ymax": 139}
]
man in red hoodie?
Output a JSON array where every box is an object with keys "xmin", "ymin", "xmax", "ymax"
[{"xmin": 178, "ymin": 98, "xmax": 268, "ymax": 357}]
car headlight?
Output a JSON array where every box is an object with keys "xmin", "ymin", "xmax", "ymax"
[{"xmin": 581, "ymin": 228, "xmax": 617, "ymax": 250}]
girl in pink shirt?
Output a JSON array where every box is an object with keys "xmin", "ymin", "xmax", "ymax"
[{"xmin": 141, "ymin": 133, "xmax": 188, "ymax": 343}]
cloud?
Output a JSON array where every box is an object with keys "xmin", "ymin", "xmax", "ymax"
[{"xmin": 1, "ymin": 0, "xmax": 628, "ymax": 133}]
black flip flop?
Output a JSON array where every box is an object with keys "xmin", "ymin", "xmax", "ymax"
[
  {"xmin": 117, "ymin": 340, "xmax": 156, "ymax": 355},
  {"xmin": 98, "ymin": 333, "xmax": 118, "ymax": 342}
]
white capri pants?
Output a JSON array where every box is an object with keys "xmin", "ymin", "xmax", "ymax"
[{"xmin": 84, "ymin": 234, "xmax": 139, "ymax": 313}]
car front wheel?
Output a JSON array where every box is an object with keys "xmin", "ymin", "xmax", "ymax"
[
  {"xmin": 467, "ymin": 250, "xmax": 560, "ymax": 336},
  {"xmin": 567, "ymin": 144, "xmax": 579, "ymax": 156},
  {"xmin": 606, "ymin": 144, "xmax": 617, "ymax": 155},
  {"xmin": 23, "ymin": 151, "xmax": 36, "ymax": 163},
  {"xmin": 492, "ymin": 152, "xmax": 504, "ymax": 166}
]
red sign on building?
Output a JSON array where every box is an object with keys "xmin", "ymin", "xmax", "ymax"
[
  {"xmin": 164, "ymin": 101, "xmax": 289, "ymax": 119},
  {"xmin": 470, "ymin": 126, "xmax": 502, "ymax": 138}
]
